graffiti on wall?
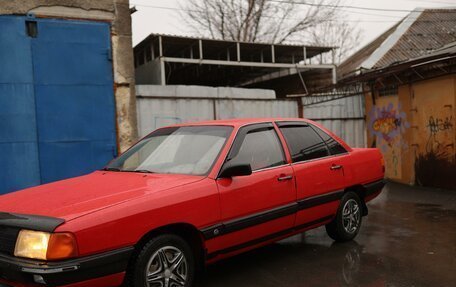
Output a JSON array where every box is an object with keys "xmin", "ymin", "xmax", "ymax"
[
  {"xmin": 416, "ymin": 113, "xmax": 455, "ymax": 190},
  {"xmin": 368, "ymin": 103, "xmax": 410, "ymax": 152},
  {"xmin": 425, "ymin": 116, "xmax": 453, "ymax": 154},
  {"xmin": 368, "ymin": 102, "xmax": 410, "ymax": 179}
]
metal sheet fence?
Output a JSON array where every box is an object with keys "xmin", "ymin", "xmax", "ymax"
[
  {"xmin": 136, "ymin": 85, "xmax": 298, "ymax": 137},
  {"xmin": 136, "ymin": 85, "xmax": 365, "ymax": 148},
  {"xmin": 302, "ymin": 95, "xmax": 366, "ymax": 147}
]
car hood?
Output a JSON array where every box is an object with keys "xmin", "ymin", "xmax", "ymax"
[{"xmin": 0, "ymin": 171, "xmax": 204, "ymax": 222}]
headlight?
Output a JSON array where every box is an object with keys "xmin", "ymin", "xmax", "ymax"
[
  {"xmin": 14, "ymin": 230, "xmax": 50, "ymax": 260},
  {"xmin": 14, "ymin": 230, "xmax": 78, "ymax": 261}
]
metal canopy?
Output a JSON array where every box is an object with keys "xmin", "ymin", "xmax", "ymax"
[
  {"xmin": 297, "ymin": 41, "xmax": 456, "ymax": 107},
  {"xmin": 134, "ymin": 33, "xmax": 336, "ymax": 87}
]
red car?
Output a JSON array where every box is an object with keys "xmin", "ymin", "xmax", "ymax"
[{"xmin": 0, "ymin": 118, "xmax": 385, "ymax": 287}]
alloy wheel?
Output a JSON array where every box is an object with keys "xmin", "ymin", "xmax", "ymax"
[
  {"xmin": 342, "ymin": 199, "xmax": 361, "ymax": 234},
  {"xmin": 145, "ymin": 246, "xmax": 188, "ymax": 287}
]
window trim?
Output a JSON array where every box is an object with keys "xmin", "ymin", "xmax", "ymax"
[
  {"xmin": 276, "ymin": 121, "xmax": 349, "ymax": 165},
  {"xmin": 277, "ymin": 122, "xmax": 330, "ymax": 163},
  {"xmin": 251, "ymin": 163, "xmax": 292, "ymax": 173},
  {"xmin": 217, "ymin": 122, "xmax": 288, "ymax": 177},
  {"xmin": 309, "ymin": 124, "xmax": 348, "ymax": 155},
  {"xmin": 290, "ymin": 152, "xmax": 349, "ymax": 167}
]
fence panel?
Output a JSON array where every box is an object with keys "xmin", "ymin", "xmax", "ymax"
[{"xmin": 302, "ymin": 95, "xmax": 366, "ymax": 147}]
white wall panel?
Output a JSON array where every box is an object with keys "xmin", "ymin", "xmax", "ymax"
[
  {"xmin": 302, "ymin": 95, "xmax": 366, "ymax": 147},
  {"xmin": 137, "ymin": 85, "xmax": 298, "ymax": 137}
]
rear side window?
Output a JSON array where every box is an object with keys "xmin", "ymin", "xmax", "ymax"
[
  {"xmin": 279, "ymin": 125, "xmax": 329, "ymax": 162},
  {"xmin": 228, "ymin": 127, "xmax": 286, "ymax": 171},
  {"xmin": 312, "ymin": 126, "xmax": 347, "ymax": 155}
]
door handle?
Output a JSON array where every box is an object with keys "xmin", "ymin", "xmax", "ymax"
[
  {"xmin": 330, "ymin": 164, "xmax": 343, "ymax": 170},
  {"xmin": 277, "ymin": 175, "xmax": 293, "ymax": 181}
]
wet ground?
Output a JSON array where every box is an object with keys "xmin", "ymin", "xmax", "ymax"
[{"xmin": 198, "ymin": 182, "xmax": 456, "ymax": 287}]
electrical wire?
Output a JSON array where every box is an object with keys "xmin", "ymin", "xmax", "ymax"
[
  {"xmin": 130, "ymin": 2, "xmax": 456, "ymax": 23},
  {"xmin": 271, "ymin": 0, "xmax": 456, "ymax": 13}
]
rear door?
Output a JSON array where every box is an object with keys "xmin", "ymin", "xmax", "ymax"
[
  {"xmin": 277, "ymin": 122, "xmax": 348, "ymax": 227},
  {"xmin": 212, "ymin": 123, "xmax": 296, "ymax": 252}
]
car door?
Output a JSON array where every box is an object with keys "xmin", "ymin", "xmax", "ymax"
[
  {"xmin": 277, "ymin": 121, "xmax": 347, "ymax": 227},
  {"xmin": 212, "ymin": 123, "xmax": 297, "ymax": 252}
]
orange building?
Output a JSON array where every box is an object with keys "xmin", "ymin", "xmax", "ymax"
[{"xmin": 337, "ymin": 8, "xmax": 456, "ymax": 189}]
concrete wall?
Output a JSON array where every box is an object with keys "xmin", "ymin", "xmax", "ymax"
[
  {"xmin": 365, "ymin": 74, "xmax": 456, "ymax": 189},
  {"xmin": 0, "ymin": 0, "xmax": 138, "ymax": 152},
  {"xmin": 135, "ymin": 60, "xmax": 162, "ymax": 85},
  {"xmin": 136, "ymin": 85, "xmax": 298, "ymax": 137}
]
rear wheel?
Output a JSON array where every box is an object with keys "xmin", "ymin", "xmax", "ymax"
[
  {"xmin": 326, "ymin": 192, "xmax": 362, "ymax": 242},
  {"xmin": 126, "ymin": 234, "xmax": 195, "ymax": 287}
]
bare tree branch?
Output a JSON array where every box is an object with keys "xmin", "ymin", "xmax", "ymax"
[
  {"xmin": 305, "ymin": 14, "xmax": 363, "ymax": 63},
  {"xmin": 179, "ymin": 0, "xmax": 361, "ymax": 63}
]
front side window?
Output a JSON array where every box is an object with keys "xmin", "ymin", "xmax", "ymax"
[
  {"xmin": 106, "ymin": 126, "xmax": 233, "ymax": 175},
  {"xmin": 279, "ymin": 125, "xmax": 329, "ymax": 162},
  {"xmin": 227, "ymin": 126, "xmax": 286, "ymax": 171}
]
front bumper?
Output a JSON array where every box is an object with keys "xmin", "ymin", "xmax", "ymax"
[{"xmin": 0, "ymin": 247, "xmax": 133, "ymax": 286}]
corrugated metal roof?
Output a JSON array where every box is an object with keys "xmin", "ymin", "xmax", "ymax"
[
  {"xmin": 338, "ymin": 8, "xmax": 456, "ymax": 77},
  {"xmin": 413, "ymin": 41, "xmax": 456, "ymax": 59},
  {"xmin": 337, "ymin": 23, "xmax": 399, "ymax": 79},
  {"xmin": 375, "ymin": 9, "xmax": 456, "ymax": 68}
]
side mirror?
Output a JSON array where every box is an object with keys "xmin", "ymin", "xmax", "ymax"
[{"xmin": 219, "ymin": 163, "xmax": 252, "ymax": 178}]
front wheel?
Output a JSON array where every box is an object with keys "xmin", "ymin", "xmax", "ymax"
[
  {"xmin": 326, "ymin": 192, "xmax": 362, "ymax": 242},
  {"xmin": 126, "ymin": 234, "xmax": 195, "ymax": 287}
]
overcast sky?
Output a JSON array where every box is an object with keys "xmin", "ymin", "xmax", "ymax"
[{"xmin": 131, "ymin": 0, "xmax": 456, "ymax": 52}]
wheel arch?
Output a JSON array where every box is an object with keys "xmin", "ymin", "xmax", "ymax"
[{"xmin": 133, "ymin": 222, "xmax": 206, "ymax": 264}]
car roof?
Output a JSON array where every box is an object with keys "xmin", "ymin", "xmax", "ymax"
[{"xmin": 167, "ymin": 118, "xmax": 310, "ymax": 128}]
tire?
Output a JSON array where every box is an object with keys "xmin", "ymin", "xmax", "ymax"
[
  {"xmin": 326, "ymin": 192, "xmax": 363, "ymax": 242},
  {"xmin": 125, "ymin": 234, "xmax": 196, "ymax": 287}
]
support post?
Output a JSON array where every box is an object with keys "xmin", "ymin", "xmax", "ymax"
[
  {"xmin": 158, "ymin": 36, "xmax": 165, "ymax": 85},
  {"xmin": 158, "ymin": 36, "xmax": 163, "ymax": 57},
  {"xmin": 303, "ymin": 46, "xmax": 307, "ymax": 64},
  {"xmin": 271, "ymin": 45, "xmax": 275, "ymax": 63},
  {"xmin": 199, "ymin": 39, "xmax": 203, "ymax": 60},
  {"xmin": 236, "ymin": 42, "xmax": 240, "ymax": 62},
  {"xmin": 332, "ymin": 66, "xmax": 337, "ymax": 85},
  {"xmin": 160, "ymin": 58, "xmax": 166, "ymax": 86},
  {"xmin": 151, "ymin": 43, "xmax": 155, "ymax": 59}
]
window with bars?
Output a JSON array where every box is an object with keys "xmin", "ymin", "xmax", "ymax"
[{"xmin": 377, "ymin": 85, "xmax": 398, "ymax": 97}]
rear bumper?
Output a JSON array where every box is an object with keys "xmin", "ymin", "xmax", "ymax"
[
  {"xmin": 0, "ymin": 247, "xmax": 133, "ymax": 287},
  {"xmin": 364, "ymin": 179, "xmax": 386, "ymax": 197}
]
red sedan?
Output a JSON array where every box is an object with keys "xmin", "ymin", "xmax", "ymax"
[{"xmin": 0, "ymin": 118, "xmax": 385, "ymax": 287}]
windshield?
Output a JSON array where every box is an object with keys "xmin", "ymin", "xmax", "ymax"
[{"xmin": 106, "ymin": 126, "xmax": 233, "ymax": 175}]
